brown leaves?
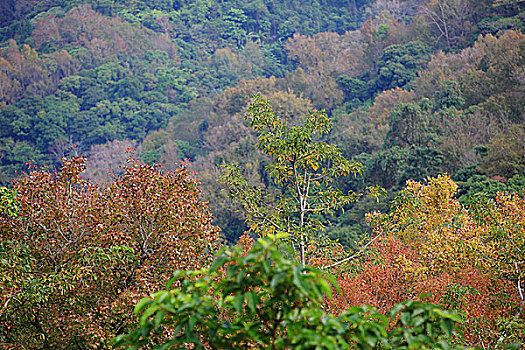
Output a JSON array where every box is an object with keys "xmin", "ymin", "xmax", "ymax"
[{"xmin": 284, "ymin": 31, "xmax": 367, "ymax": 110}]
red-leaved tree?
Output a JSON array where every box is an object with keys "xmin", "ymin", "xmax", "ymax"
[{"xmin": 0, "ymin": 157, "xmax": 221, "ymax": 349}]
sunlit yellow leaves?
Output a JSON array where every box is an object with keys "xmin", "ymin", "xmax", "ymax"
[
  {"xmin": 337, "ymin": 176, "xmax": 523, "ymax": 347},
  {"xmin": 375, "ymin": 175, "xmax": 486, "ymax": 275},
  {"xmin": 368, "ymin": 174, "xmax": 525, "ymax": 302}
]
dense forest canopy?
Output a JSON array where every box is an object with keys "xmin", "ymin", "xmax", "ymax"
[
  {"xmin": 0, "ymin": 0, "xmax": 524, "ymax": 348},
  {"xmin": 0, "ymin": 0, "xmax": 523, "ymax": 248}
]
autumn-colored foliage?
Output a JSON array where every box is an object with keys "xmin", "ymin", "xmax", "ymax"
[
  {"xmin": 32, "ymin": 4, "xmax": 177, "ymax": 61},
  {"xmin": 115, "ymin": 235, "xmax": 462, "ymax": 350},
  {"xmin": 0, "ymin": 1, "xmax": 523, "ymax": 348},
  {"xmin": 329, "ymin": 175, "xmax": 524, "ymax": 347},
  {"xmin": 0, "ymin": 157, "xmax": 220, "ymax": 348},
  {"xmin": 284, "ymin": 31, "xmax": 366, "ymax": 109}
]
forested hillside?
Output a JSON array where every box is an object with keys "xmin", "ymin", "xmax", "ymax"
[
  {"xmin": 1, "ymin": 0, "xmax": 523, "ymax": 241},
  {"xmin": 0, "ymin": 0, "xmax": 372, "ymax": 182},
  {"xmin": 0, "ymin": 0, "xmax": 524, "ymax": 348}
]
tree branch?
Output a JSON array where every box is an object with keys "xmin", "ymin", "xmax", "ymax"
[{"xmin": 320, "ymin": 232, "xmax": 383, "ymax": 270}]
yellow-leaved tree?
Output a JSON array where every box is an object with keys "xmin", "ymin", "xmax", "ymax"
[{"xmin": 334, "ymin": 175, "xmax": 524, "ymax": 347}]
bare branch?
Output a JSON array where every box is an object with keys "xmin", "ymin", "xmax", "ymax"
[{"xmin": 321, "ymin": 232, "xmax": 383, "ymax": 270}]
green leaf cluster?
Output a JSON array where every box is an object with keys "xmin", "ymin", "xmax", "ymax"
[
  {"xmin": 114, "ymin": 236, "xmax": 462, "ymax": 349},
  {"xmin": 220, "ymin": 95, "xmax": 367, "ymax": 265},
  {"xmin": 0, "ymin": 186, "xmax": 17, "ymax": 218}
]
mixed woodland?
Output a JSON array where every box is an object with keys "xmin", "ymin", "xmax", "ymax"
[{"xmin": 0, "ymin": 0, "xmax": 524, "ymax": 348}]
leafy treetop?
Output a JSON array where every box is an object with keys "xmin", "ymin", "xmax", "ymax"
[{"xmin": 221, "ymin": 94, "xmax": 382, "ymax": 267}]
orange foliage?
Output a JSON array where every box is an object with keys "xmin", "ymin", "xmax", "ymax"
[
  {"xmin": 0, "ymin": 157, "xmax": 221, "ymax": 348},
  {"xmin": 329, "ymin": 175, "xmax": 524, "ymax": 347}
]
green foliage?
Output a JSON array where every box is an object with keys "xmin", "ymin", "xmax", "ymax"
[
  {"xmin": 507, "ymin": 174, "xmax": 525, "ymax": 194},
  {"xmin": 336, "ymin": 75, "xmax": 370, "ymax": 102},
  {"xmin": 223, "ymin": 8, "xmax": 248, "ymax": 47},
  {"xmin": 365, "ymin": 146, "xmax": 444, "ymax": 189},
  {"xmin": 1, "ymin": 0, "xmax": 523, "ymax": 196},
  {"xmin": 114, "ymin": 236, "xmax": 462, "ymax": 349},
  {"xmin": 454, "ymin": 165, "xmax": 525, "ymax": 204},
  {"xmin": 326, "ymin": 192, "xmax": 393, "ymax": 251},
  {"xmin": 220, "ymin": 94, "xmax": 366, "ymax": 266},
  {"xmin": 0, "ymin": 4, "xmax": 191, "ymax": 183},
  {"xmin": 327, "ymin": 224, "xmax": 363, "ymax": 251},
  {"xmin": 0, "ymin": 138, "xmax": 45, "ymax": 184},
  {"xmin": 385, "ymin": 100, "xmax": 436, "ymax": 148},
  {"xmin": 0, "ymin": 186, "xmax": 17, "ymax": 217},
  {"xmin": 456, "ymin": 174, "xmax": 507, "ymax": 204},
  {"xmin": 373, "ymin": 41, "xmax": 431, "ymax": 92},
  {"xmin": 433, "ymin": 80, "xmax": 465, "ymax": 111}
]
